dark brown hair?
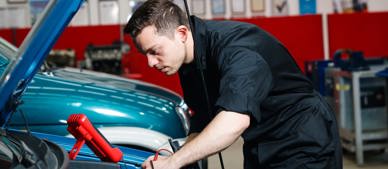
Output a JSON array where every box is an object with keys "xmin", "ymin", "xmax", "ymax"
[{"xmin": 124, "ymin": 0, "xmax": 189, "ymax": 38}]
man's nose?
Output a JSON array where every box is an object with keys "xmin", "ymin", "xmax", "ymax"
[{"xmin": 147, "ymin": 55, "xmax": 158, "ymax": 67}]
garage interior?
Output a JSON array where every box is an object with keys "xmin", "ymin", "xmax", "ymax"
[{"xmin": 1, "ymin": 0, "xmax": 388, "ymax": 168}]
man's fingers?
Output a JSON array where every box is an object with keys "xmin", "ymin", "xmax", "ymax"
[
  {"xmin": 141, "ymin": 161, "xmax": 147, "ymax": 168},
  {"xmin": 142, "ymin": 155, "xmax": 155, "ymax": 169},
  {"xmin": 147, "ymin": 155, "xmax": 155, "ymax": 161}
]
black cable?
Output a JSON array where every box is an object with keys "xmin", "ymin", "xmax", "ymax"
[
  {"xmin": 3, "ymin": 98, "xmax": 18, "ymax": 129},
  {"xmin": 3, "ymin": 99, "xmax": 30, "ymax": 136},
  {"xmin": 18, "ymin": 109, "xmax": 31, "ymax": 135},
  {"xmin": 181, "ymin": 0, "xmax": 225, "ymax": 169},
  {"xmin": 3, "ymin": 109, "xmax": 14, "ymax": 129},
  {"xmin": 150, "ymin": 160, "xmax": 155, "ymax": 169}
]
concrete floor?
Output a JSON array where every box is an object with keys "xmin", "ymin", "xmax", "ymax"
[{"xmin": 207, "ymin": 138, "xmax": 388, "ymax": 169}]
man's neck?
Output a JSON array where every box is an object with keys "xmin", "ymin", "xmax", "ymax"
[{"xmin": 184, "ymin": 31, "xmax": 194, "ymax": 64}]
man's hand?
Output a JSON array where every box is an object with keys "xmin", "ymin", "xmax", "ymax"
[
  {"xmin": 141, "ymin": 132, "xmax": 198, "ymax": 169},
  {"xmin": 141, "ymin": 155, "xmax": 179, "ymax": 169},
  {"xmin": 142, "ymin": 111, "xmax": 250, "ymax": 168}
]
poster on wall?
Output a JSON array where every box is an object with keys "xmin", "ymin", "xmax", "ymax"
[
  {"xmin": 231, "ymin": 0, "xmax": 245, "ymax": 16},
  {"xmin": 29, "ymin": 0, "xmax": 49, "ymax": 25},
  {"xmin": 251, "ymin": 0, "xmax": 265, "ymax": 13},
  {"xmin": 99, "ymin": 0, "xmax": 119, "ymax": 25},
  {"xmin": 271, "ymin": 0, "xmax": 289, "ymax": 16},
  {"xmin": 299, "ymin": 0, "xmax": 316, "ymax": 15},
  {"xmin": 211, "ymin": 0, "xmax": 225, "ymax": 16},
  {"xmin": 251, "ymin": 0, "xmax": 265, "ymax": 16},
  {"xmin": 71, "ymin": 1, "xmax": 89, "ymax": 26},
  {"xmin": 353, "ymin": 0, "xmax": 368, "ymax": 12},
  {"xmin": 340, "ymin": 0, "xmax": 353, "ymax": 13},
  {"xmin": 333, "ymin": 0, "xmax": 367, "ymax": 13},
  {"xmin": 7, "ymin": 6, "xmax": 27, "ymax": 28}
]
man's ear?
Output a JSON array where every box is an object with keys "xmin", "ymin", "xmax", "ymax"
[{"xmin": 176, "ymin": 25, "xmax": 189, "ymax": 43}]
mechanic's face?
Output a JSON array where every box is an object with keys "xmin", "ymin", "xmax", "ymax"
[{"xmin": 136, "ymin": 25, "xmax": 188, "ymax": 76}]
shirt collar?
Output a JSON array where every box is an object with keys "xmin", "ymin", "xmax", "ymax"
[
  {"xmin": 179, "ymin": 16, "xmax": 207, "ymax": 74},
  {"xmin": 191, "ymin": 16, "xmax": 207, "ymax": 70}
]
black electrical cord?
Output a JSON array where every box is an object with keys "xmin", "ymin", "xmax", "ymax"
[
  {"xmin": 3, "ymin": 98, "xmax": 20, "ymax": 129},
  {"xmin": 3, "ymin": 99, "xmax": 30, "ymax": 136},
  {"xmin": 181, "ymin": 0, "xmax": 225, "ymax": 169},
  {"xmin": 3, "ymin": 109, "xmax": 14, "ymax": 129},
  {"xmin": 18, "ymin": 109, "xmax": 31, "ymax": 135}
]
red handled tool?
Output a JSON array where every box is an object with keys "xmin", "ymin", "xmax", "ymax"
[{"xmin": 67, "ymin": 114, "xmax": 123, "ymax": 163}]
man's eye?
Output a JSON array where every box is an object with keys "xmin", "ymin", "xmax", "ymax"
[{"xmin": 151, "ymin": 49, "xmax": 160, "ymax": 56}]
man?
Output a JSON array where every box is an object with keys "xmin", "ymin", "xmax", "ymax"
[{"xmin": 124, "ymin": 0, "xmax": 343, "ymax": 168}]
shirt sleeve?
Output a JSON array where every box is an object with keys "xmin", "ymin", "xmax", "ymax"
[{"xmin": 215, "ymin": 47, "xmax": 272, "ymax": 123}]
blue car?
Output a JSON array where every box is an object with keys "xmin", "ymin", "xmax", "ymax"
[
  {"xmin": 10, "ymin": 57, "xmax": 190, "ymax": 151},
  {"xmin": 1, "ymin": 8, "xmax": 192, "ymax": 155},
  {"xmin": 1, "ymin": 37, "xmax": 191, "ymax": 152},
  {"xmin": 0, "ymin": 0, "xmax": 167, "ymax": 168}
]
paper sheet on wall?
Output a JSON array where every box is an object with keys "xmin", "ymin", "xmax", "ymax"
[
  {"xmin": 7, "ymin": 6, "xmax": 27, "ymax": 28},
  {"xmin": 231, "ymin": 0, "xmax": 245, "ymax": 14},
  {"xmin": 99, "ymin": 0, "xmax": 119, "ymax": 25},
  {"xmin": 29, "ymin": 0, "xmax": 49, "ymax": 26},
  {"xmin": 299, "ymin": 0, "xmax": 316, "ymax": 14},
  {"xmin": 211, "ymin": 0, "xmax": 225, "ymax": 15},
  {"xmin": 251, "ymin": 0, "xmax": 265, "ymax": 12},
  {"xmin": 272, "ymin": 0, "xmax": 289, "ymax": 16}
]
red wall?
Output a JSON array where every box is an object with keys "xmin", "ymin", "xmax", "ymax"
[
  {"xmin": 1, "ymin": 12, "xmax": 387, "ymax": 95},
  {"xmin": 328, "ymin": 12, "xmax": 388, "ymax": 58},
  {"xmin": 235, "ymin": 15, "xmax": 324, "ymax": 71},
  {"xmin": 0, "ymin": 25, "xmax": 122, "ymax": 60},
  {"xmin": 0, "ymin": 28, "xmax": 29, "ymax": 47}
]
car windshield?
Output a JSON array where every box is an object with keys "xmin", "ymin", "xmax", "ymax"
[{"xmin": 0, "ymin": 38, "xmax": 17, "ymax": 83}]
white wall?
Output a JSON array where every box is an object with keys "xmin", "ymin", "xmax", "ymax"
[
  {"xmin": 368, "ymin": 0, "xmax": 388, "ymax": 12},
  {"xmin": 288, "ymin": 0, "xmax": 300, "ymax": 16},
  {"xmin": 119, "ymin": 0, "xmax": 130, "ymax": 24},
  {"xmin": 70, "ymin": 1, "xmax": 90, "ymax": 26},
  {"xmin": 0, "ymin": 2, "xmax": 30, "ymax": 28},
  {"xmin": 90, "ymin": 0, "xmax": 99, "ymax": 25},
  {"xmin": 0, "ymin": 1, "xmax": 6, "ymax": 7},
  {"xmin": 317, "ymin": 0, "xmax": 334, "ymax": 14},
  {"xmin": 2, "ymin": 0, "xmax": 388, "ymax": 29}
]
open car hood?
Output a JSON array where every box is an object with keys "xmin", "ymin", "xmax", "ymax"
[{"xmin": 0, "ymin": 0, "xmax": 84, "ymax": 125}]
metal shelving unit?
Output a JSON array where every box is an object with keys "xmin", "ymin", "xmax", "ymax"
[{"xmin": 325, "ymin": 66, "xmax": 388, "ymax": 165}]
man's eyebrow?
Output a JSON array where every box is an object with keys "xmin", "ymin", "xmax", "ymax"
[
  {"xmin": 144, "ymin": 45, "xmax": 157, "ymax": 54},
  {"xmin": 135, "ymin": 45, "xmax": 153, "ymax": 55}
]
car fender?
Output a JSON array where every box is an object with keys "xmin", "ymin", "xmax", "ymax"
[{"xmin": 66, "ymin": 126, "xmax": 185, "ymax": 152}]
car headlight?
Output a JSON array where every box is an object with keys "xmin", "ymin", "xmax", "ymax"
[{"xmin": 175, "ymin": 101, "xmax": 191, "ymax": 135}]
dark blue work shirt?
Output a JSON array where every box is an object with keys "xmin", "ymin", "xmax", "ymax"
[{"xmin": 178, "ymin": 16, "xmax": 342, "ymax": 169}]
